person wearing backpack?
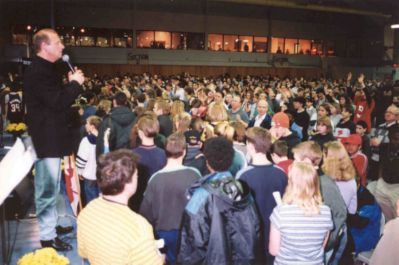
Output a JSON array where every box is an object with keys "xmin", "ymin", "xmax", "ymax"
[
  {"xmin": 96, "ymin": 92, "xmax": 136, "ymax": 157},
  {"xmin": 178, "ymin": 136, "xmax": 261, "ymax": 265}
]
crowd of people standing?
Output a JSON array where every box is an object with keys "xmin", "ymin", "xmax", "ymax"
[{"xmin": 1, "ymin": 28, "xmax": 399, "ymax": 265}]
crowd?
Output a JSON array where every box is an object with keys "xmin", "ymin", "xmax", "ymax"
[{"xmin": 1, "ymin": 46, "xmax": 399, "ymax": 264}]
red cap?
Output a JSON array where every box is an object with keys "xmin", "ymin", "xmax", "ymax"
[
  {"xmin": 272, "ymin": 112, "xmax": 290, "ymax": 129},
  {"xmin": 341, "ymin": 134, "xmax": 362, "ymax": 146}
]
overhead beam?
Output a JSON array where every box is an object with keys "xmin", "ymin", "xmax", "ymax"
[{"xmin": 210, "ymin": 0, "xmax": 391, "ymax": 19}]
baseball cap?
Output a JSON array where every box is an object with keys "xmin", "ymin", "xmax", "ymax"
[
  {"xmin": 341, "ymin": 134, "xmax": 362, "ymax": 146},
  {"xmin": 184, "ymin": 130, "xmax": 201, "ymax": 146},
  {"xmin": 272, "ymin": 112, "xmax": 290, "ymax": 129}
]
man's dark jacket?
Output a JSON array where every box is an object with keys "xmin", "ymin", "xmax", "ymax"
[
  {"xmin": 248, "ymin": 114, "xmax": 272, "ymax": 129},
  {"xmin": 24, "ymin": 56, "xmax": 82, "ymax": 158},
  {"xmin": 96, "ymin": 106, "xmax": 136, "ymax": 157},
  {"xmin": 178, "ymin": 171, "xmax": 261, "ymax": 265}
]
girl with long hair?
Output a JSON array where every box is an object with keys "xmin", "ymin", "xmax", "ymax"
[
  {"xmin": 269, "ymin": 161, "xmax": 333, "ymax": 264},
  {"xmin": 322, "ymin": 141, "xmax": 357, "ymax": 214}
]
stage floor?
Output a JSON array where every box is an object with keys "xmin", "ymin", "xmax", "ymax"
[
  {"xmin": 1, "ymin": 216, "xmax": 82, "ymax": 265},
  {"xmin": 0, "ymin": 133, "xmax": 83, "ymax": 265}
]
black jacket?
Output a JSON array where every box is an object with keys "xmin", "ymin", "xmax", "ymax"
[
  {"xmin": 24, "ymin": 56, "xmax": 82, "ymax": 158},
  {"xmin": 96, "ymin": 106, "xmax": 136, "ymax": 157},
  {"xmin": 248, "ymin": 114, "xmax": 272, "ymax": 129},
  {"xmin": 178, "ymin": 171, "xmax": 261, "ymax": 265}
]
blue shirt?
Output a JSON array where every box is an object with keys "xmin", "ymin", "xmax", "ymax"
[{"xmin": 237, "ymin": 164, "xmax": 287, "ymax": 249}]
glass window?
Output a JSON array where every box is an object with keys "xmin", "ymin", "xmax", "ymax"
[
  {"xmin": 11, "ymin": 25, "xmax": 34, "ymax": 45},
  {"xmin": 253, "ymin": 36, "xmax": 267, "ymax": 53},
  {"xmin": 171, "ymin": 32, "xmax": 184, "ymax": 49},
  {"xmin": 76, "ymin": 36, "xmax": 95, "ymax": 46},
  {"xmin": 76, "ymin": 28, "xmax": 95, "ymax": 47},
  {"xmin": 112, "ymin": 30, "xmax": 133, "ymax": 48},
  {"xmin": 271, "ymin": 37, "xmax": 284, "ymax": 54},
  {"xmin": 136, "ymin": 31, "xmax": 154, "ymax": 48},
  {"xmin": 12, "ymin": 34, "xmax": 29, "ymax": 45},
  {"xmin": 208, "ymin": 34, "xmax": 223, "ymax": 51},
  {"xmin": 284, "ymin": 38, "xmax": 297, "ymax": 54},
  {"xmin": 96, "ymin": 37, "xmax": 109, "ymax": 47},
  {"xmin": 298, "ymin": 39, "xmax": 311, "ymax": 55},
  {"xmin": 239, "ymin": 36, "xmax": 253, "ymax": 52},
  {"xmin": 155, "ymin": 31, "xmax": 171, "ymax": 49},
  {"xmin": 311, "ymin": 40, "xmax": 324, "ymax": 56},
  {"xmin": 58, "ymin": 26, "xmax": 77, "ymax": 46},
  {"xmin": 326, "ymin": 40, "xmax": 335, "ymax": 56},
  {"xmin": 223, "ymin": 35, "xmax": 238, "ymax": 52},
  {"xmin": 186, "ymin": 33, "xmax": 205, "ymax": 50}
]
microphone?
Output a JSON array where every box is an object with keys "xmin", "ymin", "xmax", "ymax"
[{"xmin": 62, "ymin": 54, "xmax": 75, "ymax": 73}]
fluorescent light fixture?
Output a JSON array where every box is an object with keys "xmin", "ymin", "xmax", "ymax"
[{"xmin": 391, "ymin": 24, "xmax": 399, "ymax": 29}]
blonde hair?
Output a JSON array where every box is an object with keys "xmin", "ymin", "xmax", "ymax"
[
  {"xmin": 173, "ymin": 112, "xmax": 192, "ymax": 133},
  {"xmin": 292, "ymin": 141, "xmax": 323, "ymax": 167},
  {"xmin": 283, "ymin": 161, "xmax": 323, "ymax": 215},
  {"xmin": 170, "ymin": 100, "xmax": 185, "ymax": 117},
  {"xmin": 207, "ymin": 103, "xmax": 229, "ymax": 123},
  {"xmin": 97, "ymin": 99, "xmax": 112, "ymax": 114},
  {"xmin": 316, "ymin": 116, "xmax": 333, "ymax": 133},
  {"xmin": 87, "ymin": 115, "xmax": 102, "ymax": 129},
  {"xmin": 214, "ymin": 121, "xmax": 235, "ymax": 142},
  {"xmin": 155, "ymin": 99, "xmax": 171, "ymax": 115},
  {"xmin": 322, "ymin": 141, "xmax": 356, "ymax": 182}
]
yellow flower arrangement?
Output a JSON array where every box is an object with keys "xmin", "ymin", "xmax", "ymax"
[
  {"xmin": 6, "ymin": 122, "xmax": 27, "ymax": 133},
  {"xmin": 18, "ymin": 248, "xmax": 70, "ymax": 265}
]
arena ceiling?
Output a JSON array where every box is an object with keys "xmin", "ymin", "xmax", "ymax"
[{"xmin": 4, "ymin": 0, "xmax": 399, "ymax": 19}]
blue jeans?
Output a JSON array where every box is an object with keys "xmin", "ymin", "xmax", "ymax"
[
  {"xmin": 34, "ymin": 158, "xmax": 62, "ymax": 241},
  {"xmin": 157, "ymin": 230, "xmax": 179, "ymax": 265},
  {"xmin": 84, "ymin": 179, "xmax": 100, "ymax": 204}
]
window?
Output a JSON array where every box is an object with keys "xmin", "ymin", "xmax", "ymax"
[
  {"xmin": 271, "ymin": 38, "xmax": 284, "ymax": 54},
  {"xmin": 254, "ymin": 36, "xmax": 267, "ymax": 53},
  {"xmin": 298, "ymin": 39, "xmax": 311, "ymax": 55},
  {"xmin": 186, "ymin": 33, "xmax": 205, "ymax": 50},
  {"xmin": 325, "ymin": 40, "xmax": 335, "ymax": 56},
  {"xmin": 136, "ymin": 31, "xmax": 154, "ymax": 48},
  {"xmin": 208, "ymin": 34, "xmax": 223, "ymax": 51},
  {"xmin": 172, "ymin": 32, "xmax": 184, "ymax": 49},
  {"xmin": 112, "ymin": 30, "xmax": 132, "ymax": 48},
  {"xmin": 75, "ymin": 28, "xmax": 95, "ymax": 47},
  {"xmin": 223, "ymin": 35, "xmax": 237, "ymax": 52},
  {"xmin": 284, "ymin": 38, "xmax": 297, "ymax": 54},
  {"xmin": 96, "ymin": 37, "xmax": 109, "ymax": 47},
  {"xmin": 239, "ymin": 36, "xmax": 253, "ymax": 52},
  {"xmin": 155, "ymin": 31, "xmax": 171, "ymax": 49},
  {"xmin": 94, "ymin": 29, "xmax": 110, "ymax": 48},
  {"xmin": 11, "ymin": 25, "xmax": 34, "ymax": 45},
  {"xmin": 311, "ymin": 40, "xmax": 324, "ymax": 56}
]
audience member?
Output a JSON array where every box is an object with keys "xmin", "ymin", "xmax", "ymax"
[
  {"xmin": 140, "ymin": 133, "xmax": 201, "ymax": 264},
  {"xmin": 269, "ymin": 161, "xmax": 333, "ymax": 265},
  {"xmin": 77, "ymin": 149, "xmax": 164, "ymax": 265},
  {"xmin": 178, "ymin": 137, "xmax": 261, "ymax": 264},
  {"xmin": 236, "ymin": 127, "xmax": 287, "ymax": 264}
]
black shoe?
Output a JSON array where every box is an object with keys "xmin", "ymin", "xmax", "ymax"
[
  {"xmin": 40, "ymin": 237, "xmax": 73, "ymax": 251},
  {"xmin": 56, "ymin": 225, "xmax": 73, "ymax": 235}
]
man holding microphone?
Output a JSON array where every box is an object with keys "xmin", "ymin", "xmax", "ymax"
[{"xmin": 24, "ymin": 28, "xmax": 84, "ymax": 251}]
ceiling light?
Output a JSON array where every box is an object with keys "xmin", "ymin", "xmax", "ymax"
[{"xmin": 391, "ymin": 24, "xmax": 399, "ymax": 29}]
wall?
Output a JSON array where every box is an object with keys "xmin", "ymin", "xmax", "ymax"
[
  {"xmin": 1, "ymin": 1, "xmax": 389, "ymax": 79},
  {"xmin": 77, "ymin": 63, "xmax": 322, "ymax": 79}
]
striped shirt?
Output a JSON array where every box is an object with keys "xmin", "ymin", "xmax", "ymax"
[
  {"xmin": 270, "ymin": 204, "xmax": 333, "ymax": 265},
  {"xmin": 77, "ymin": 197, "xmax": 163, "ymax": 265}
]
